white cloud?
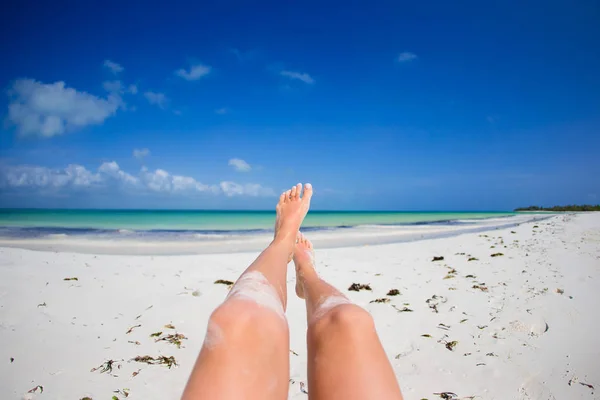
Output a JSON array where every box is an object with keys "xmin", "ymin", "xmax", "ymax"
[
  {"xmin": 144, "ymin": 91, "xmax": 169, "ymax": 109},
  {"xmin": 228, "ymin": 158, "xmax": 251, "ymax": 172},
  {"xmin": 175, "ymin": 64, "xmax": 211, "ymax": 81},
  {"xmin": 103, "ymin": 60, "xmax": 124, "ymax": 74},
  {"xmin": 6, "ymin": 79, "xmax": 121, "ymax": 138},
  {"xmin": 103, "ymin": 80, "xmax": 137, "ymax": 95},
  {"xmin": 397, "ymin": 52, "xmax": 417, "ymax": 63},
  {"xmin": 98, "ymin": 161, "xmax": 139, "ymax": 186},
  {"xmin": 215, "ymin": 107, "xmax": 229, "ymax": 115},
  {"xmin": 0, "ymin": 162, "xmax": 273, "ymax": 197},
  {"xmin": 133, "ymin": 148, "xmax": 150, "ymax": 160},
  {"xmin": 280, "ymin": 70, "xmax": 315, "ymax": 84},
  {"xmin": 102, "ymin": 80, "xmax": 124, "ymax": 93},
  {"xmin": 0, "ymin": 164, "xmax": 102, "ymax": 189},
  {"xmin": 220, "ymin": 181, "xmax": 275, "ymax": 197}
]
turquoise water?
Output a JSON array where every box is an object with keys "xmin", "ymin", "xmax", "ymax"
[{"xmin": 0, "ymin": 209, "xmax": 516, "ymax": 232}]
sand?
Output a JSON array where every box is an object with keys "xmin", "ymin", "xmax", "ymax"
[{"xmin": 1, "ymin": 213, "xmax": 599, "ymax": 399}]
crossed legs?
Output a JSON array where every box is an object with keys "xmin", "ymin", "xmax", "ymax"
[{"xmin": 182, "ymin": 184, "xmax": 403, "ymax": 400}]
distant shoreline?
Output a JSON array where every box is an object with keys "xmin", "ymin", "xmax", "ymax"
[{"xmin": 0, "ymin": 213, "xmax": 552, "ymax": 255}]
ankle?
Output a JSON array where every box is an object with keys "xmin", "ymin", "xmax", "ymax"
[{"xmin": 296, "ymin": 263, "xmax": 317, "ymax": 281}]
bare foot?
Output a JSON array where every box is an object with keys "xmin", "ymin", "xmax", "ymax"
[
  {"xmin": 293, "ymin": 232, "xmax": 316, "ymax": 299},
  {"xmin": 274, "ymin": 183, "xmax": 313, "ymax": 245}
]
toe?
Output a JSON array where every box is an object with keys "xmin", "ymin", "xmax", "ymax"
[
  {"xmin": 302, "ymin": 183, "xmax": 313, "ymax": 203},
  {"xmin": 279, "ymin": 192, "xmax": 286, "ymax": 204},
  {"xmin": 284, "ymin": 189, "xmax": 292, "ymax": 202},
  {"xmin": 291, "ymin": 185, "xmax": 297, "ymax": 199},
  {"xmin": 307, "ymin": 239, "xmax": 313, "ymax": 249},
  {"xmin": 294, "ymin": 183, "xmax": 302, "ymax": 199}
]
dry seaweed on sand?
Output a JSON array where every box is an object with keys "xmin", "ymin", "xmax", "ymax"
[
  {"xmin": 132, "ymin": 355, "xmax": 178, "ymax": 368},
  {"xmin": 132, "ymin": 369, "xmax": 141, "ymax": 377},
  {"xmin": 113, "ymin": 388, "xmax": 130, "ymax": 398},
  {"xmin": 467, "ymin": 257, "xmax": 478, "ymax": 261},
  {"xmin": 28, "ymin": 385, "xmax": 43, "ymax": 394},
  {"xmin": 91, "ymin": 359, "xmax": 119, "ymax": 373},
  {"xmin": 214, "ymin": 279, "xmax": 234, "ymax": 287},
  {"xmin": 370, "ymin": 298, "xmax": 390, "ymax": 304},
  {"xmin": 348, "ymin": 283, "xmax": 372, "ymax": 291},
  {"xmin": 426, "ymin": 294, "xmax": 447, "ymax": 313},
  {"xmin": 556, "ymin": 288, "xmax": 564, "ymax": 294},
  {"xmin": 126, "ymin": 324, "xmax": 141, "ymax": 334},
  {"xmin": 128, "ymin": 340, "xmax": 141, "ymax": 345},
  {"xmin": 392, "ymin": 304, "xmax": 413, "ymax": 312},
  {"xmin": 37, "ymin": 302, "xmax": 46, "ymax": 307},
  {"xmin": 432, "ymin": 256, "xmax": 444, "ymax": 262},
  {"xmin": 150, "ymin": 331, "xmax": 162, "ymax": 337},
  {"xmin": 80, "ymin": 397, "xmax": 93, "ymax": 400},
  {"xmin": 155, "ymin": 332, "xmax": 187, "ymax": 348},
  {"xmin": 421, "ymin": 334, "xmax": 432, "ymax": 338},
  {"xmin": 387, "ymin": 289, "xmax": 400, "ymax": 296},
  {"xmin": 63, "ymin": 277, "xmax": 79, "ymax": 281},
  {"xmin": 490, "ymin": 253, "xmax": 504, "ymax": 257},
  {"xmin": 444, "ymin": 340, "xmax": 458, "ymax": 351},
  {"xmin": 472, "ymin": 285, "xmax": 489, "ymax": 292},
  {"xmin": 433, "ymin": 392, "xmax": 458, "ymax": 399},
  {"xmin": 164, "ymin": 323, "xmax": 176, "ymax": 329}
]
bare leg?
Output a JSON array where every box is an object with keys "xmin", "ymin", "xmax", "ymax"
[
  {"xmin": 294, "ymin": 233, "xmax": 403, "ymax": 400},
  {"xmin": 182, "ymin": 183, "xmax": 313, "ymax": 400}
]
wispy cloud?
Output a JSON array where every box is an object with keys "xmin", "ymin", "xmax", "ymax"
[
  {"xmin": 133, "ymin": 148, "xmax": 150, "ymax": 161},
  {"xmin": 103, "ymin": 59, "xmax": 124, "ymax": 74},
  {"xmin": 397, "ymin": 52, "xmax": 417, "ymax": 63},
  {"xmin": 102, "ymin": 80, "xmax": 138, "ymax": 95},
  {"xmin": 144, "ymin": 91, "xmax": 169, "ymax": 109},
  {"xmin": 220, "ymin": 182, "xmax": 274, "ymax": 197},
  {"xmin": 280, "ymin": 70, "xmax": 315, "ymax": 84},
  {"xmin": 229, "ymin": 48, "xmax": 256, "ymax": 62},
  {"xmin": 175, "ymin": 64, "xmax": 211, "ymax": 81},
  {"xmin": 0, "ymin": 161, "xmax": 274, "ymax": 197},
  {"xmin": 228, "ymin": 158, "xmax": 251, "ymax": 172},
  {"xmin": 6, "ymin": 79, "xmax": 122, "ymax": 138}
]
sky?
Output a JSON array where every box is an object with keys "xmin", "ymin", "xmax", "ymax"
[{"xmin": 0, "ymin": 0, "xmax": 599, "ymax": 211}]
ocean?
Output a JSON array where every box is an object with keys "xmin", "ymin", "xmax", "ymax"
[
  {"xmin": 0, "ymin": 209, "xmax": 517, "ymax": 234},
  {"xmin": 0, "ymin": 209, "xmax": 552, "ymax": 255}
]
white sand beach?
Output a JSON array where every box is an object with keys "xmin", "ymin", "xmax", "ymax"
[{"xmin": 1, "ymin": 213, "xmax": 599, "ymax": 399}]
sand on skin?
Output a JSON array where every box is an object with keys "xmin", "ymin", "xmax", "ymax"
[{"xmin": 0, "ymin": 214, "xmax": 599, "ymax": 399}]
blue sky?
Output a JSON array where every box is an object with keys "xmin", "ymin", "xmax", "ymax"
[{"xmin": 1, "ymin": 0, "xmax": 599, "ymax": 210}]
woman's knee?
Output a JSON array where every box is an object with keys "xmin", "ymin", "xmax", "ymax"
[
  {"xmin": 309, "ymin": 304, "xmax": 374, "ymax": 337},
  {"xmin": 210, "ymin": 299, "xmax": 288, "ymax": 338}
]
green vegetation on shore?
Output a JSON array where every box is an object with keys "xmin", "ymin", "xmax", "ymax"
[{"xmin": 515, "ymin": 205, "xmax": 600, "ymax": 212}]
